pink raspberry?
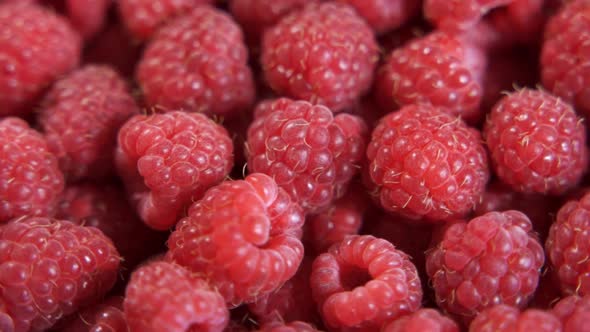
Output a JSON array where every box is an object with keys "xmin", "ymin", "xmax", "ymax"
[
  {"xmin": 116, "ymin": 111, "xmax": 234, "ymax": 230},
  {"xmin": 167, "ymin": 173, "xmax": 305, "ymax": 305},
  {"xmin": 124, "ymin": 260, "xmax": 229, "ymax": 332},
  {"xmin": 424, "ymin": 0, "xmax": 514, "ymax": 31},
  {"xmin": 552, "ymin": 295, "xmax": 590, "ymax": 332},
  {"xmin": 0, "ymin": 3, "xmax": 81, "ymax": 117},
  {"xmin": 484, "ymin": 88, "xmax": 588, "ymax": 195},
  {"xmin": 469, "ymin": 304, "xmax": 562, "ymax": 332},
  {"xmin": 426, "ymin": 211, "xmax": 544, "ymax": 323},
  {"xmin": 334, "ymin": 0, "xmax": 421, "ymax": 34},
  {"xmin": 39, "ymin": 65, "xmax": 139, "ymax": 182},
  {"xmin": 59, "ymin": 296, "xmax": 128, "ymax": 332},
  {"xmin": 546, "ymin": 192, "xmax": 590, "ymax": 297},
  {"xmin": 261, "ymin": 2, "xmax": 379, "ymax": 112},
  {"xmin": 136, "ymin": 6, "xmax": 255, "ymax": 118},
  {"xmin": 246, "ymin": 98, "xmax": 367, "ymax": 214},
  {"xmin": 310, "ymin": 235, "xmax": 422, "ymax": 330},
  {"xmin": 375, "ymin": 31, "xmax": 486, "ymax": 123},
  {"xmin": 382, "ymin": 309, "xmax": 459, "ymax": 332},
  {"xmin": 365, "ymin": 104, "xmax": 489, "ymax": 222},
  {"xmin": 258, "ymin": 321, "xmax": 321, "ymax": 332},
  {"xmin": 0, "ymin": 217, "xmax": 120, "ymax": 332},
  {"xmin": 0, "ymin": 118, "xmax": 64, "ymax": 223}
]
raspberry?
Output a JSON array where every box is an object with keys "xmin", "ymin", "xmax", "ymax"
[
  {"xmin": 62, "ymin": 0, "xmax": 110, "ymax": 39},
  {"xmin": 484, "ymin": 88, "xmax": 587, "ymax": 195},
  {"xmin": 469, "ymin": 304, "xmax": 562, "ymax": 332},
  {"xmin": 167, "ymin": 173, "xmax": 305, "ymax": 305},
  {"xmin": 552, "ymin": 295, "xmax": 590, "ymax": 332},
  {"xmin": 246, "ymin": 98, "xmax": 367, "ymax": 214},
  {"xmin": 116, "ymin": 111, "xmax": 234, "ymax": 230},
  {"xmin": 381, "ymin": 309, "xmax": 459, "ymax": 332},
  {"xmin": 424, "ymin": 0, "xmax": 514, "ymax": 31},
  {"xmin": 261, "ymin": 2, "xmax": 379, "ymax": 112},
  {"xmin": 59, "ymin": 296, "xmax": 128, "ymax": 332},
  {"xmin": 365, "ymin": 104, "xmax": 489, "ymax": 222},
  {"xmin": 0, "ymin": 217, "xmax": 120, "ymax": 332},
  {"xmin": 546, "ymin": 192, "xmax": 590, "ymax": 297},
  {"xmin": 136, "ymin": 6, "xmax": 255, "ymax": 119},
  {"xmin": 258, "ymin": 321, "xmax": 320, "ymax": 332},
  {"xmin": 425, "ymin": 211, "xmax": 545, "ymax": 322},
  {"xmin": 334, "ymin": 0, "xmax": 420, "ymax": 34},
  {"xmin": 118, "ymin": 0, "xmax": 215, "ymax": 40},
  {"xmin": 310, "ymin": 235, "xmax": 422, "ymax": 330},
  {"xmin": 375, "ymin": 31, "xmax": 486, "ymax": 123},
  {"xmin": 0, "ymin": 118, "xmax": 64, "ymax": 223},
  {"xmin": 0, "ymin": 3, "xmax": 81, "ymax": 117},
  {"xmin": 55, "ymin": 182, "xmax": 165, "ymax": 271},
  {"xmin": 124, "ymin": 260, "xmax": 229, "ymax": 332},
  {"xmin": 39, "ymin": 65, "xmax": 139, "ymax": 182}
]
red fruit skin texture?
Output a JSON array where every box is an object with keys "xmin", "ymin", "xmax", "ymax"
[
  {"xmin": 468, "ymin": 304, "xmax": 562, "ymax": 332},
  {"xmin": 0, "ymin": 3, "xmax": 81, "ymax": 117},
  {"xmin": 257, "ymin": 321, "xmax": 321, "ymax": 332},
  {"xmin": 375, "ymin": 31, "xmax": 485, "ymax": 123},
  {"xmin": 552, "ymin": 295, "xmax": 590, "ymax": 332},
  {"xmin": 118, "ymin": 0, "xmax": 215, "ymax": 40},
  {"xmin": 365, "ymin": 104, "xmax": 489, "ymax": 222},
  {"xmin": 546, "ymin": 192, "xmax": 590, "ymax": 297},
  {"xmin": 381, "ymin": 308, "xmax": 459, "ymax": 332},
  {"xmin": 424, "ymin": 0, "xmax": 514, "ymax": 31},
  {"xmin": 310, "ymin": 235, "xmax": 423, "ymax": 330},
  {"xmin": 115, "ymin": 111, "xmax": 234, "ymax": 230},
  {"xmin": 246, "ymin": 98, "xmax": 368, "ymax": 214},
  {"xmin": 39, "ymin": 65, "xmax": 139, "ymax": 182},
  {"xmin": 167, "ymin": 173, "xmax": 305, "ymax": 306},
  {"xmin": 484, "ymin": 89, "xmax": 588, "ymax": 195},
  {"xmin": 0, "ymin": 118, "xmax": 64, "ymax": 223},
  {"xmin": 59, "ymin": 296, "xmax": 128, "ymax": 332},
  {"xmin": 261, "ymin": 2, "xmax": 379, "ymax": 112},
  {"xmin": 334, "ymin": 0, "xmax": 421, "ymax": 34},
  {"xmin": 124, "ymin": 261, "xmax": 229, "ymax": 332},
  {"xmin": 136, "ymin": 6, "xmax": 255, "ymax": 119},
  {"xmin": 541, "ymin": 0, "xmax": 590, "ymax": 117},
  {"xmin": 0, "ymin": 217, "xmax": 120, "ymax": 332},
  {"xmin": 425, "ymin": 211, "xmax": 545, "ymax": 323}
]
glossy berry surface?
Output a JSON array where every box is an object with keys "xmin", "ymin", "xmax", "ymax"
[
  {"xmin": 381, "ymin": 308, "xmax": 459, "ymax": 332},
  {"xmin": 468, "ymin": 304, "xmax": 562, "ymax": 332},
  {"xmin": 552, "ymin": 295, "xmax": 590, "ymax": 332}
]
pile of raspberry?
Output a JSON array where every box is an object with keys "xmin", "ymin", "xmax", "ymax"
[{"xmin": 4, "ymin": 0, "xmax": 590, "ymax": 331}]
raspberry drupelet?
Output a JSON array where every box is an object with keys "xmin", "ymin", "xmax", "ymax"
[
  {"xmin": 365, "ymin": 103, "xmax": 489, "ymax": 222},
  {"xmin": 552, "ymin": 295, "xmax": 590, "ymax": 332},
  {"xmin": 0, "ymin": 217, "xmax": 120, "ymax": 332},
  {"xmin": 375, "ymin": 31, "xmax": 486, "ymax": 123},
  {"xmin": 484, "ymin": 89, "xmax": 588, "ymax": 195},
  {"xmin": 59, "ymin": 296, "xmax": 128, "ymax": 332},
  {"xmin": 468, "ymin": 304, "xmax": 562, "ymax": 332},
  {"xmin": 257, "ymin": 321, "xmax": 321, "ymax": 332},
  {"xmin": 261, "ymin": 2, "xmax": 379, "ymax": 112},
  {"xmin": 116, "ymin": 111, "xmax": 233, "ymax": 230},
  {"xmin": 334, "ymin": 0, "xmax": 421, "ymax": 34},
  {"xmin": 136, "ymin": 6, "xmax": 255, "ymax": 119},
  {"xmin": 124, "ymin": 260, "xmax": 229, "ymax": 332},
  {"xmin": 167, "ymin": 173, "xmax": 305, "ymax": 306},
  {"xmin": 0, "ymin": 2, "xmax": 81, "ymax": 117},
  {"xmin": 0, "ymin": 118, "xmax": 64, "ymax": 223},
  {"xmin": 310, "ymin": 235, "xmax": 422, "ymax": 330},
  {"xmin": 39, "ymin": 65, "xmax": 139, "ymax": 182},
  {"xmin": 424, "ymin": 0, "xmax": 514, "ymax": 31},
  {"xmin": 246, "ymin": 98, "xmax": 367, "ymax": 214},
  {"xmin": 381, "ymin": 308, "xmax": 459, "ymax": 332},
  {"xmin": 426, "ymin": 211, "xmax": 545, "ymax": 323}
]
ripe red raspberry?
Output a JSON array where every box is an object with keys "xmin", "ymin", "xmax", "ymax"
[
  {"xmin": 0, "ymin": 217, "xmax": 120, "ymax": 332},
  {"xmin": 541, "ymin": 0, "xmax": 590, "ymax": 117},
  {"xmin": 546, "ymin": 192, "xmax": 590, "ymax": 297},
  {"xmin": 0, "ymin": 118, "xmax": 64, "ymax": 223},
  {"xmin": 310, "ymin": 235, "xmax": 422, "ymax": 330},
  {"xmin": 246, "ymin": 98, "xmax": 367, "ymax": 214},
  {"xmin": 116, "ymin": 111, "xmax": 234, "ymax": 230},
  {"xmin": 382, "ymin": 309, "xmax": 459, "ymax": 332},
  {"xmin": 136, "ymin": 6, "xmax": 255, "ymax": 119},
  {"xmin": 0, "ymin": 3, "xmax": 81, "ymax": 117},
  {"xmin": 55, "ymin": 182, "xmax": 165, "ymax": 271},
  {"xmin": 334, "ymin": 0, "xmax": 420, "ymax": 34},
  {"xmin": 469, "ymin": 304, "xmax": 562, "ymax": 332},
  {"xmin": 124, "ymin": 260, "xmax": 229, "ymax": 332},
  {"xmin": 39, "ymin": 65, "xmax": 139, "ymax": 182},
  {"xmin": 425, "ymin": 211, "xmax": 544, "ymax": 322},
  {"xmin": 375, "ymin": 31, "xmax": 486, "ymax": 123},
  {"xmin": 424, "ymin": 0, "xmax": 514, "ymax": 31},
  {"xmin": 59, "ymin": 296, "xmax": 128, "ymax": 332},
  {"xmin": 552, "ymin": 295, "xmax": 590, "ymax": 332},
  {"xmin": 261, "ymin": 2, "xmax": 379, "ymax": 112},
  {"xmin": 258, "ymin": 321, "xmax": 320, "ymax": 332},
  {"xmin": 365, "ymin": 104, "xmax": 489, "ymax": 222},
  {"xmin": 167, "ymin": 173, "xmax": 305, "ymax": 305},
  {"xmin": 118, "ymin": 0, "xmax": 215, "ymax": 40},
  {"xmin": 484, "ymin": 89, "xmax": 587, "ymax": 195}
]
